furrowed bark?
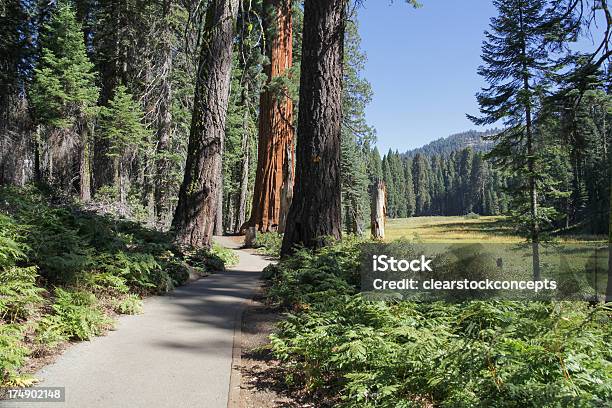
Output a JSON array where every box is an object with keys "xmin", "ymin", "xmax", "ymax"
[
  {"xmin": 246, "ymin": 0, "xmax": 294, "ymax": 233},
  {"xmin": 278, "ymin": 138, "xmax": 294, "ymax": 233},
  {"xmin": 171, "ymin": 0, "xmax": 239, "ymax": 247},
  {"xmin": 78, "ymin": 121, "xmax": 91, "ymax": 202},
  {"xmin": 214, "ymin": 170, "xmax": 224, "ymax": 236},
  {"xmin": 234, "ymin": 102, "xmax": 251, "ymax": 233},
  {"xmin": 280, "ymin": 0, "xmax": 346, "ymax": 256},
  {"xmin": 154, "ymin": 0, "xmax": 174, "ymax": 225}
]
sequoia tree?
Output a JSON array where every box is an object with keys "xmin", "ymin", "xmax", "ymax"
[
  {"xmin": 246, "ymin": 0, "xmax": 294, "ymax": 233},
  {"xmin": 172, "ymin": 0, "xmax": 239, "ymax": 247},
  {"xmin": 280, "ymin": 0, "xmax": 346, "ymax": 256}
]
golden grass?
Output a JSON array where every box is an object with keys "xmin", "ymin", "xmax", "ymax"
[
  {"xmin": 384, "ymin": 216, "xmax": 521, "ymax": 243},
  {"xmin": 384, "ymin": 215, "xmax": 606, "ymax": 243}
]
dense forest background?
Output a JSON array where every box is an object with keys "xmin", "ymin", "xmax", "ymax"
[{"xmin": 0, "ymin": 0, "xmax": 610, "ymax": 244}]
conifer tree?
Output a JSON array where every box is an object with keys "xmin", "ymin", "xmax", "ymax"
[
  {"xmin": 403, "ymin": 158, "xmax": 416, "ymax": 217},
  {"xmin": 98, "ymin": 85, "xmax": 149, "ymax": 215},
  {"xmin": 412, "ymin": 153, "xmax": 431, "ymax": 215},
  {"xmin": 368, "ymin": 147, "xmax": 383, "ymax": 183},
  {"xmin": 340, "ymin": 18, "xmax": 375, "ymax": 235},
  {"xmin": 30, "ymin": 2, "xmax": 99, "ymax": 200},
  {"xmin": 469, "ymin": 0, "xmax": 560, "ymax": 279},
  {"xmin": 280, "ymin": 0, "xmax": 347, "ymax": 256},
  {"xmin": 172, "ymin": 0, "xmax": 240, "ymax": 248}
]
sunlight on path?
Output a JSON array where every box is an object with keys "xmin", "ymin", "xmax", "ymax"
[{"xmin": 2, "ymin": 236, "xmax": 269, "ymax": 408}]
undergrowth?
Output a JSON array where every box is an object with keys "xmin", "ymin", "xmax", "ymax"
[
  {"xmin": 0, "ymin": 185, "xmax": 232, "ymax": 386},
  {"xmin": 253, "ymin": 232, "xmax": 283, "ymax": 258},
  {"xmin": 265, "ymin": 238, "xmax": 612, "ymax": 407}
]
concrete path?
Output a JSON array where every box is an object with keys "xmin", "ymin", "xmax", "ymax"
[{"xmin": 2, "ymin": 236, "xmax": 269, "ymax": 408}]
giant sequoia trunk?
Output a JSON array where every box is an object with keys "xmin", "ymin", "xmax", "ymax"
[
  {"xmin": 171, "ymin": 0, "xmax": 239, "ymax": 247},
  {"xmin": 246, "ymin": 0, "xmax": 294, "ymax": 233},
  {"xmin": 280, "ymin": 0, "xmax": 345, "ymax": 256}
]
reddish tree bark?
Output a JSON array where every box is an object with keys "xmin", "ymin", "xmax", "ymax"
[
  {"xmin": 245, "ymin": 0, "xmax": 294, "ymax": 233},
  {"xmin": 280, "ymin": 0, "xmax": 346, "ymax": 256}
]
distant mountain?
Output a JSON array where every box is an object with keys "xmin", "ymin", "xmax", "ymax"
[{"xmin": 402, "ymin": 129, "xmax": 499, "ymax": 157}]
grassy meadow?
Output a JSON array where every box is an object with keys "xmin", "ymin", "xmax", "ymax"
[{"xmin": 384, "ymin": 215, "xmax": 607, "ymax": 243}]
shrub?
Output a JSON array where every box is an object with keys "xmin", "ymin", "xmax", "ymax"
[
  {"xmin": 253, "ymin": 232, "xmax": 283, "ymax": 257},
  {"xmin": 41, "ymin": 288, "xmax": 113, "ymax": 341},
  {"xmin": 0, "ymin": 324, "xmax": 30, "ymax": 386},
  {"xmin": 163, "ymin": 258, "xmax": 192, "ymax": 286},
  {"xmin": 210, "ymin": 243, "xmax": 239, "ymax": 267},
  {"xmin": 34, "ymin": 315, "xmax": 69, "ymax": 351},
  {"xmin": 268, "ymin": 238, "xmax": 612, "ymax": 407},
  {"xmin": 187, "ymin": 243, "xmax": 237, "ymax": 273},
  {"xmin": 0, "ymin": 230, "xmax": 45, "ymax": 322},
  {"xmin": 110, "ymin": 294, "xmax": 142, "ymax": 315},
  {"xmin": 464, "ymin": 212, "xmax": 481, "ymax": 219}
]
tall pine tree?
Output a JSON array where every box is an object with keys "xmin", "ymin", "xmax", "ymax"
[{"xmin": 31, "ymin": 2, "xmax": 99, "ymax": 201}]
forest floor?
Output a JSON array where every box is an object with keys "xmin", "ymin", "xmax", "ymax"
[{"xmin": 2, "ymin": 236, "xmax": 270, "ymax": 408}]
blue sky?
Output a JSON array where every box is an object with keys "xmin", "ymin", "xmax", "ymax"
[
  {"xmin": 356, "ymin": 1, "xmax": 604, "ymax": 153},
  {"xmin": 357, "ymin": 1, "xmax": 497, "ymax": 153}
]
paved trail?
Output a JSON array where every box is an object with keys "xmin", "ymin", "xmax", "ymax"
[{"xmin": 2, "ymin": 236, "xmax": 269, "ymax": 408}]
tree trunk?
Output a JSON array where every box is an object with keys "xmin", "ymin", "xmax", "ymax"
[
  {"xmin": 526, "ymin": 103, "xmax": 541, "ymax": 281},
  {"xmin": 519, "ymin": 5, "xmax": 540, "ymax": 281},
  {"xmin": 606, "ymin": 117, "xmax": 612, "ymax": 302},
  {"xmin": 115, "ymin": 158, "xmax": 128, "ymax": 217},
  {"xmin": 371, "ymin": 181, "xmax": 386, "ymax": 240},
  {"xmin": 280, "ymin": 0, "xmax": 345, "ymax": 257},
  {"xmin": 278, "ymin": 138, "xmax": 294, "ymax": 233},
  {"xmin": 154, "ymin": 0, "xmax": 174, "ymax": 226},
  {"xmin": 171, "ymin": 0, "xmax": 238, "ymax": 248},
  {"xmin": 214, "ymin": 172, "xmax": 224, "ymax": 236},
  {"xmin": 246, "ymin": 0, "xmax": 294, "ymax": 233},
  {"xmin": 234, "ymin": 106, "xmax": 251, "ymax": 233},
  {"xmin": 79, "ymin": 122, "xmax": 91, "ymax": 202}
]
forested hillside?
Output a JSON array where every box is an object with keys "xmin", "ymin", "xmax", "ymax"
[
  {"xmin": 379, "ymin": 148, "xmax": 510, "ymax": 218},
  {"xmin": 403, "ymin": 129, "xmax": 498, "ymax": 158}
]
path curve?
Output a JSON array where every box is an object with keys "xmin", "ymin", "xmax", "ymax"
[{"xmin": 3, "ymin": 236, "xmax": 269, "ymax": 408}]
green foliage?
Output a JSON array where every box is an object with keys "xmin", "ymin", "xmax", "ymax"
[
  {"xmin": 268, "ymin": 240, "xmax": 612, "ymax": 407},
  {"xmin": 265, "ymin": 237, "xmax": 362, "ymax": 307},
  {"xmin": 0, "ymin": 217, "xmax": 45, "ymax": 322},
  {"xmin": 0, "ymin": 265, "xmax": 44, "ymax": 323},
  {"xmin": 341, "ymin": 18, "xmax": 375, "ymax": 235},
  {"xmin": 110, "ymin": 294, "xmax": 143, "ymax": 315},
  {"xmin": 162, "ymin": 257, "xmax": 192, "ymax": 286},
  {"xmin": 40, "ymin": 288, "xmax": 113, "ymax": 341},
  {"xmin": 0, "ymin": 185, "xmax": 216, "ymax": 384},
  {"xmin": 210, "ymin": 243, "xmax": 239, "ymax": 267},
  {"xmin": 187, "ymin": 243, "xmax": 238, "ymax": 273},
  {"xmin": 253, "ymin": 232, "xmax": 283, "ymax": 257},
  {"xmin": 30, "ymin": 2, "xmax": 99, "ymax": 128},
  {"xmin": 99, "ymin": 85, "xmax": 149, "ymax": 159},
  {"xmin": 34, "ymin": 316, "xmax": 69, "ymax": 351},
  {"xmin": 0, "ymin": 324, "xmax": 32, "ymax": 386}
]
